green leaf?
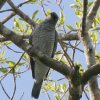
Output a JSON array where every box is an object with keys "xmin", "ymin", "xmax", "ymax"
[
  {"xmin": 75, "ymin": 61, "xmax": 78, "ymax": 65},
  {"xmin": 1, "ymin": 51, "xmax": 5, "ymax": 56},
  {"xmin": 59, "ymin": 84, "xmax": 64, "ymax": 92},
  {"xmin": 95, "ymin": 52, "xmax": 100, "ymax": 63},
  {"xmin": 28, "ymin": 0, "xmax": 36, "ymax": 2},
  {"xmin": 75, "ymin": 0, "xmax": 80, "ymax": 2},
  {"xmin": 0, "ymin": 68, "xmax": 8, "ymax": 73},
  {"xmin": 23, "ymin": 53, "xmax": 29, "ymax": 61},
  {"xmin": 66, "ymin": 24, "xmax": 74, "ymax": 30},
  {"xmin": 60, "ymin": 58, "xmax": 67, "ymax": 64},
  {"xmin": 17, "ymin": 62, "xmax": 25, "ymax": 67},
  {"xmin": 95, "ymin": 18, "xmax": 100, "ymax": 24},
  {"xmin": 36, "ymin": 18, "xmax": 43, "ymax": 23},
  {"xmin": 91, "ymin": 32, "xmax": 98, "ymax": 43},
  {"xmin": 92, "ymin": 27, "xmax": 100, "ymax": 31},
  {"xmin": 14, "ymin": 18, "xmax": 19, "ymax": 22},
  {"xmin": 14, "ymin": 18, "xmax": 19, "ymax": 26},
  {"xmin": 58, "ymin": 11, "xmax": 65, "ymax": 27},
  {"xmin": 44, "ymin": 82, "xmax": 52, "ymax": 90},
  {"xmin": 6, "ymin": 61, "xmax": 15, "ymax": 67},
  {"xmin": 32, "ymin": 10, "xmax": 39, "ymax": 19},
  {"xmin": 75, "ymin": 10, "xmax": 82, "ymax": 18},
  {"xmin": 75, "ymin": 0, "xmax": 82, "ymax": 6},
  {"xmin": 46, "ymin": 9, "xmax": 51, "ymax": 16},
  {"xmin": 27, "ymin": 29, "xmax": 32, "ymax": 34},
  {"xmin": 76, "ymin": 21, "xmax": 80, "ymax": 28},
  {"xmin": 55, "ymin": 94, "xmax": 61, "ymax": 100},
  {"xmin": 70, "ymin": 4, "xmax": 79, "ymax": 9},
  {"xmin": 5, "ymin": 41, "xmax": 12, "ymax": 46},
  {"xmin": 55, "ymin": 50, "xmax": 63, "ymax": 55},
  {"xmin": 79, "ymin": 69, "xmax": 84, "ymax": 74},
  {"xmin": 50, "ymin": 86, "xmax": 55, "ymax": 91},
  {"xmin": 88, "ymin": 2, "xmax": 93, "ymax": 7}
]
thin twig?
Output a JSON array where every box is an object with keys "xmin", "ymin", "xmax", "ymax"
[
  {"xmin": 84, "ymin": 90, "xmax": 90, "ymax": 100},
  {"xmin": 6, "ymin": 45, "xmax": 23, "ymax": 53},
  {"xmin": 1, "ymin": 1, "xmax": 30, "ymax": 24},
  {"xmin": 61, "ymin": 87, "xmax": 69, "ymax": 100},
  {"xmin": 41, "ymin": 1, "xmax": 47, "ymax": 16},
  {"xmin": 2, "ymin": 13, "xmax": 16, "ymax": 24},
  {"xmin": 59, "ymin": 40, "xmax": 75, "ymax": 68},
  {"xmin": 7, "ymin": 0, "xmax": 37, "ymax": 27},
  {"xmin": 20, "ymin": 92, "xmax": 24, "ymax": 100},
  {"xmin": 10, "ymin": 71, "xmax": 16, "ymax": 100},
  {"xmin": 72, "ymin": 41, "xmax": 78, "ymax": 62},
  {"xmin": 0, "ymin": 52, "xmax": 25, "ymax": 81},
  {"xmin": 57, "ymin": 77, "xmax": 65, "ymax": 81},
  {"xmin": 44, "ymin": 88, "xmax": 51, "ymax": 100},
  {"xmin": 64, "ymin": 42, "xmax": 83, "ymax": 53},
  {"xmin": 0, "ymin": 1, "xmax": 30, "ymax": 13},
  {"xmin": 15, "ymin": 67, "xmax": 29, "ymax": 75},
  {"xmin": 0, "ymin": 81, "xmax": 10, "ymax": 99}
]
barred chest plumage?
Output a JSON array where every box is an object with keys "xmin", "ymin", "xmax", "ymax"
[{"xmin": 31, "ymin": 23, "xmax": 55, "ymax": 56}]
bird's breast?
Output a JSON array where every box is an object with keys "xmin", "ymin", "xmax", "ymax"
[{"xmin": 32, "ymin": 29, "xmax": 55, "ymax": 56}]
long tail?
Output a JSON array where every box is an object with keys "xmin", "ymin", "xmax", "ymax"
[{"xmin": 32, "ymin": 81, "xmax": 42, "ymax": 99}]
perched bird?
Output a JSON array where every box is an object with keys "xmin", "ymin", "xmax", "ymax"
[{"xmin": 29, "ymin": 12, "xmax": 58, "ymax": 99}]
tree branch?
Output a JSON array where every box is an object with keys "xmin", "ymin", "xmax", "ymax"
[
  {"xmin": 7, "ymin": 0, "xmax": 37, "ymax": 27},
  {"xmin": 0, "ymin": 35, "xmax": 30, "ymax": 42},
  {"xmin": 86, "ymin": 0, "xmax": 100, "ymax": 31},
  {"xmin": 1, "ymin": 1, "xmax": 30, "ymax": 24},
  {"xmin": 81, "ymin": 63, "xmax": 100, "ymax": 85},
  {"xmin": 0, "ymin": 37, "xmax": 8, "ymax": 42},
  {"xmin": 0, "ymin": 81, "xmax": 10, "ymax": 99},
  {"xmin": 81, "ymin": 0, "xmax": 88, "ymax": 36},
  {"xmin": 0, "ymin": 22, "xmax": 73, "ymax": 78},
  {"xmin": 0, "ymin": 1, "xmax": 30, "ymax": 13},
  {"xmin": 0, "ymin": 0, "xmax": 7, "ymax": 9},
  {"xmin": 80, "ymin": 0, "xmax": 100, "ymax": 99},
  {"xmin": 1, "ymin": 13, "xmax": 16, "ymax": 24},
  {"xmin": 0, "ymin": 33, "xmax": 79, "ymax": 42},
  {"xmin": 58, "ymin": 33, "xmax": 79, "ymax": 41}
]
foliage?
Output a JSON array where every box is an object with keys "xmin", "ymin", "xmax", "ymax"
[{"xmin": 0, "ymin": 0, "xmax": 100, "ymax": 100}]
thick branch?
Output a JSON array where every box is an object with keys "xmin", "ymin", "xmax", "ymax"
[
  {"xmin": 81, "ymin": 63, "xmax": 100, "ymax": 85},
  {"xmin": 7, "ymin": 0, "xmax": 37, "ymax": 27},
  {"xmin": 0, "ymin": 1, "xmax": 29, "ymax": 13},
  {"xmin": 0, "ymin": 0, "xmax": 7, "ymax": 9},
  {"xmin": 0, "ymin": 22, "xmax": 73, "ymax": 78},
  {"xmin": 58, "ymin": 33, "xmax": 79, "ymax": 41},
  {"xmin": 0, "ymin": 33, "xmax": 79, "ymax": 42},
  {"xmin": 86, "ymin": 0, "xmax": 100, "ymax": 31},
  {"xmin": 80, "ymin": 0, "xmax": 100, "ymax": 99},
  {"xmin": 0, "ymin": 37, "xmax": 8, "ymax": 42},
  {"xmin": 1, "ymin": 1, "xmax": 30, "ymax": 24},
  {"xmin": 81, "ymin": 0, "xmax": 88, "ymax": 36},
  {"xmin": 0, "ymin": 35, "xmax": 29, "ymax": 42}
]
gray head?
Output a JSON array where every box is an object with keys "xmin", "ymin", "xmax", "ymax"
[{"xmin": 45, "ymin": 12, "xmax": 58, "ymax": 25}]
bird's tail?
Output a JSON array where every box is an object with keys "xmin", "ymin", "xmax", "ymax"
[{"xmin": 32, "ymin": 81, "xmax": 43, "ymax": 99}]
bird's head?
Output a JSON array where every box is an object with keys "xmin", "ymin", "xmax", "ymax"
[{"xmin": 46, "ymin": 12, "xmax": 58, "ymax": 25}]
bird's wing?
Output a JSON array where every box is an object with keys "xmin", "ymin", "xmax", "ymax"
[
  {"xmin": 29, "ymin": 34, "xmax": 35, "ymax": 78},
  {"xmin": 51, "ymin": 30, "xmax": 58, "ymax": 58},
  {"xmin": 46, "ymin": 30, "xmax": 58, "ymax": 77}
]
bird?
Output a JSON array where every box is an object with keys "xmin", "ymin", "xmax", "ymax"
[{"xmin": 29, "ymin": 12, "xmax": 58, "ymax": 99}]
